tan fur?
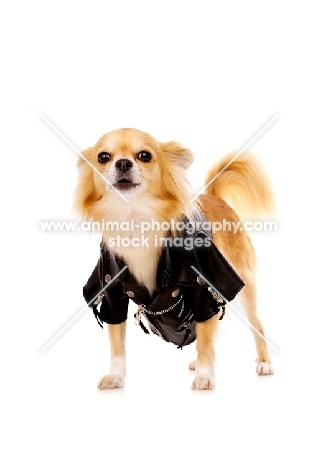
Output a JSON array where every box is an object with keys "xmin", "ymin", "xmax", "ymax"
[
  {"xmin": 198, "ymin": 154, "xmax": 275, "ymax": 381},
  {"xmin": 204, "ymin": 152, "xmax": 275, "ymax": 220},
  {"xmin": 74, "ymin": 128, "xmax": 194, "ymax": 224},
  {"xmin": 97, "ymin": 322, "xmax": 126, "ymax": 389},
  {"xmin": 75, "ymin": 128, "xmax": 275, "ymax": 389}
]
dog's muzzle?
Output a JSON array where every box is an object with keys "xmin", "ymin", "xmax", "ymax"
[{"xmin": 113, "ymin": 158, "xmax": 140, "ymax": 191}]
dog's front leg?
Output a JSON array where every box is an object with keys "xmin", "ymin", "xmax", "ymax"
[
  {"xmin": 97, "ymin": 321, "xmax": 126, "ymax": 389},
  {"xmin": 191, "ymin": 315, "xmax": 219, "ymax": 390}
]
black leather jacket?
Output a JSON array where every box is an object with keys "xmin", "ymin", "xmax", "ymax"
[{"xmin": 83, "ymin": 214, "xmax": 245, "ymax": 348}]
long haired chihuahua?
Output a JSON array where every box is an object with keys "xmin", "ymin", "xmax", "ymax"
[{"xmin": 74, "ymin": 128, "xmax": 274, "ymax": 390}]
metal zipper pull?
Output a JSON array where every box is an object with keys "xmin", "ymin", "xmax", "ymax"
[
  {"xmin": 135, "ymin": 304, "xmax": 145, "ymax": 325},
  {"xmin": 208, "ymin": 286, "xmax": 224, "ymax": 304},
  {"xmin": 135, "ymin": 310, "xmax": 141, "ymax": 326},
  {"xmin": 134, "ymin": 305, "xmax": 150, "ymax": 334}
]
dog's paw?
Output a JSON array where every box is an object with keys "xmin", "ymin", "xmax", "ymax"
[
  {"xmin": 97, "ymin": 374, "xmax": 125, "ymax": 390},
  {"xmin": 256, "ymin": 362, "xmax": 274, "ymax": 375},
  {"xmin": 189, "ymin": 360, "xmax": 196, "ymax": 370},
  {"xmin": 191, "ymin": 376, "xmax": 215, "ymax": 390}
]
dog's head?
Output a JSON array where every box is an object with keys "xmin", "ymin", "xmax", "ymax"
[{"xmin": 74, "ymin": 128, "xmax": 194, "ymax": 222}]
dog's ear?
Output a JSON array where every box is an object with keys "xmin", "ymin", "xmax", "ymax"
[
  {"xmin": 74, "ymin": 146, "xmax": 99, "ymax": 219},
  {"xmin": 77, "ymin": 147, "xmax": 93, "ymax": 167},
  {"xmin": 160, "ymin": 141, "xmax": 194, "ymax": 169}
]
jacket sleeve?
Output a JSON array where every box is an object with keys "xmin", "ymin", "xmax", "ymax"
[
  {"xmin": 193, "ymin": 231, "xmax": 245, "ymax": 301},
  {"xmin": 83, "ymin": 251, "xmax": 129, "ymax": 327},
  {"xmin": 191, "ymin": 231, "xmax": 245, "ymax": 322},
  {"xmin": 82, "ymin": 259, "xmax": 104, "ymax": 307}
]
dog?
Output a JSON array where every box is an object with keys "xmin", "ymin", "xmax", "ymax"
[{"xmin": 74, "ymin": 127, "xmax": 275, "ymax": 390}]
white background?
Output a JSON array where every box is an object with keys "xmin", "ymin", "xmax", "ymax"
[{"xmin": 1, "ymin": 1, "xmax": 310, "ymax": 467}]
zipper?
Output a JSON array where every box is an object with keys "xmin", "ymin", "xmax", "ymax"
[{"xmin": 178, "ymin": 310, "xmax": 194, "ymax": 330}]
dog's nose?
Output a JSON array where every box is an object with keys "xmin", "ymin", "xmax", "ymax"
[{"xmin": 115, "ymin": 158, "xmax": 133, "ymax": 173}]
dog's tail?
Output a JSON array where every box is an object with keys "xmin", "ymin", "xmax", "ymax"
[{"xmin": 204, "ymin": 152, "xmax": 275, "ymax": 220}]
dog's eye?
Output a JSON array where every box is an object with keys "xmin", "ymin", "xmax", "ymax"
[
  {"xmin": 137, "ymin": 151, "xmax": 152, "ymax": 162},
  {"xmin": 98, "ymin": 152, "xmax": 111, "ymax": 164}
]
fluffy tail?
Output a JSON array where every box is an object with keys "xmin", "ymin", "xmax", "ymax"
[{"xmin": 204, "ymin": 152, "xmax": 275, "ymax": 220}]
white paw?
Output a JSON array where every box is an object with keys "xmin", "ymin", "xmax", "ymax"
[
  {"xmin": 97, "ymin": 374, "xmax": 125, "ymax": 389},
  {"xmin": 192, "ymin": 376, "xmax": 216, "ymax": 390},
  {"xmin": 189, "ymin": 360, "xmax": 196, "ymax": 370},
  {"xmin": 192, "ymin": 364, "xmax": 216, "ymax": 390},
  {"xmin": 256, "ymin": 362, "xmax": 274, "ymax": 375}
]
